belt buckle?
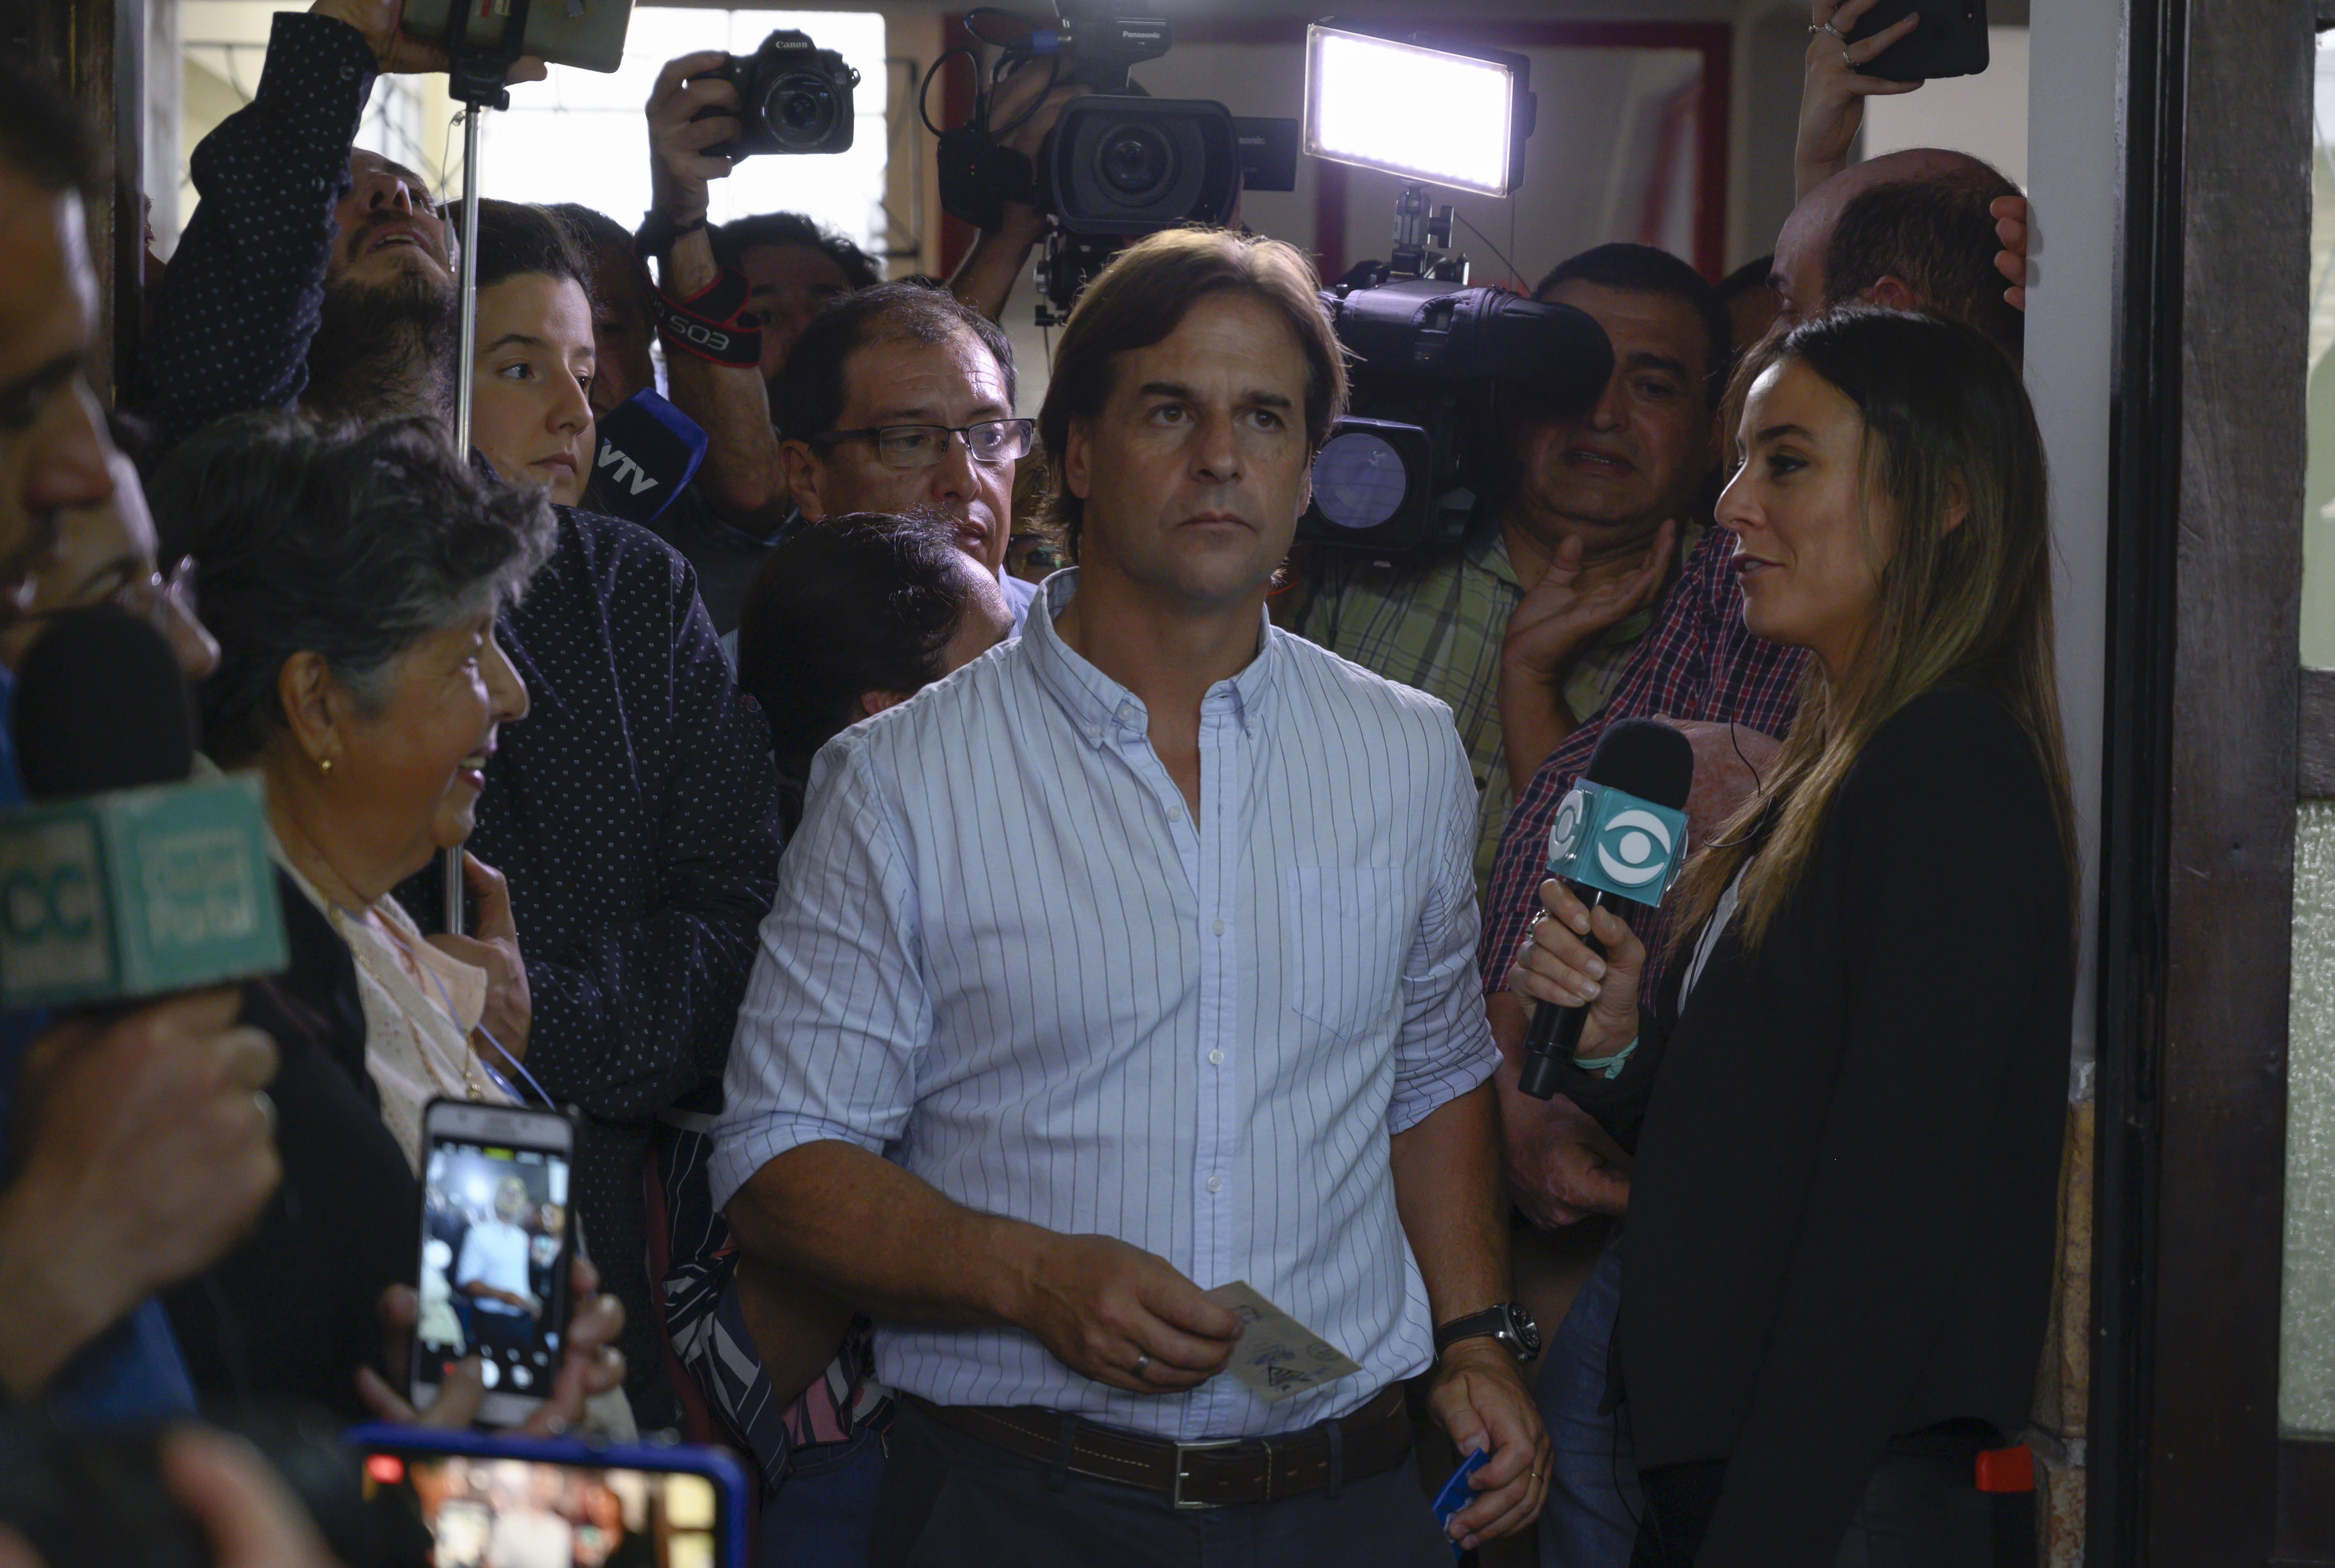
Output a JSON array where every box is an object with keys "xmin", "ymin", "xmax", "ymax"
[{"xmin": 1170, "ymin": 1438, "xmax": 1242, "ymax": 1509}]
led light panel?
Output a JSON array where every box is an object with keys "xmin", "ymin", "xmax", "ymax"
[{"xmin": 1303, "ymin": 25, "xmax": 1523, "ymax": 197}]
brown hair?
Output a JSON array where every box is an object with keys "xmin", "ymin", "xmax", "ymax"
[
  {"xmin": 1671, "ymin": 307, "xmax": 2074, "ymax": 952},
  {"xmin": 1037, "ymin": 227, "xmax": 1347, "ymax": 554}
]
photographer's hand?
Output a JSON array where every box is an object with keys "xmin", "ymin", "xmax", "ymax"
[
  {"xmin": 947, "ymin": 58, "xmax": 1089, "ymax": 321},
  {"xmin": 307, "ymin": 0, "xmax": 545, "ymax": 82},
  {"xmin": 1992, "ymin": 193, "xmax": 2029, "ymax": 310},
  {"xmin": 647, "ymin": 52, "xmax": 741, "ymax": 245},
  {"xmin": 1496, "ymin": 522, "xmax": 1674, "ymax": 796},
  {"xmin": 1795, "ymin": 0, "xmax": 1923, "ymax": 201}
]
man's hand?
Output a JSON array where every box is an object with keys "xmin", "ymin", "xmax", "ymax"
[
  {"xmin": 426, "ymin": 851, "xmax": 528, "ymax": 1064},
  {"xmin": 1655, "ymin": 718, "xmax": 1782, "ymax": 849},
  {"xmin": 986, "ymin": 60, "xmax": 1089, "ymax": 237},
  {"xmin": 357, "ymin": 1255, "xmax": 626, "ymax": 1434},
  {"xmin": 1426, "ymin": 1341, "xmax": 1552, "ymax": 1550},
  {"xmin": 308, "ymin": 0, "xmax": 545, "ymax": 82},
  {"xmin": 647, "ymin": 52, "xmax": 741, "ymax": 229},
  {"xmin": 1794, "ymin": 0, "xmax": 1923, "ymax": 200},
  {"xmin": 1497, "ymin": 1075, "xmax": 1631, "ymax": 1226},
  {"xmin": 1007, "ymin": 1233, "xmax": 1243, "ymax": 1394},
  {"xmin": 1992, "ymin": 193, "xmax": 2030, "ymax": 310},
  {"xmin": 160, "ymin": 1428, "xmax": 341, "ymax": 1568},
  {"xmin": 1501, "ymin": 523, "xmax": 1675, "ymax": 710},
  {"xmin": 0, "ymin": 990, "xmax": 280, "ymax": 1397}
]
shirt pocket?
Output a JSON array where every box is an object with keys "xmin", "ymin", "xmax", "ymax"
[{"xmin": 1284, "ymin": 865, "xmax": 1409, "ymax": 1041}]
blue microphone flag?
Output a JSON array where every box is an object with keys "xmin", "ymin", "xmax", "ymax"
[
  {"xmin": 591, "ymin": 388, "xmax": 709, "ymax": 524},
  {"xmin": 1542, "ymin": 781, "xmax": 1688, "ymax": 908}
]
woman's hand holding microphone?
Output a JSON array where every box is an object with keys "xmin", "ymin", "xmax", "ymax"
[{"xmin": 1508, "ymin": 878, "xmax": 1648, "ymax": 1065}]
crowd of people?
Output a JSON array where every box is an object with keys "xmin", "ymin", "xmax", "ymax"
[{"xmin": 0, "ymin": 0, "xmax": 2075, "ymax": 1565}]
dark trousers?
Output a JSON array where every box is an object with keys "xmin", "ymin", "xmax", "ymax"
[
  {"xmin": 1631, "ymin": 1429, "xmax": 2029, "ymax": 1568},
  {"xmin": 867, "ymin": 1400, "xmax": 1451, "ymax": 1568}
]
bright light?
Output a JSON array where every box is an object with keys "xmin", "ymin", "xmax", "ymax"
[{"xmin": 1304, "ymin": 26, "xmax": 1522, "ymax": 197}]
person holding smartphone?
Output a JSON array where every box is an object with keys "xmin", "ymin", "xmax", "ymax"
[{"xmin": 1507, "ymin": 309, "xmax": 2076, "ymax": 1565}]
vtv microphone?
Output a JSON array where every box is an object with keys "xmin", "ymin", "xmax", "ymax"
[
  {"xmin": 587, "ymin": 387, "xmax": 709, "ymax": 525},
  {"xmin": 1516, "ymin": 718, "xmax": 1693, "ymax": 1101},
  {"xmin": 0, "ymin": 606, "xmax": 287, "ymax": 1009}
]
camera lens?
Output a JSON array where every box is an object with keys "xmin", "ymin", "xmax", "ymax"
[
  {"xmin": 1096, "ymin": 124, "xmax": 1176, "ymax": 201},
  {"xmin": 762, "ymin": 70, "xmax": 837, "ymax": 149},
  {"xmin": 1312, "ymin": 432, "xmax": 1410, "ymax": 530}
]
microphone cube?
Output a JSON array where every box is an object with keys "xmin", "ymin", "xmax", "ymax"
[
  {"xmin": 0, "ymin": 774, "xmax": 287, "ymax": 1008},
  {"xmin": 1542, "ymin": 782, "xmax": 1689, "ymax": 908}
]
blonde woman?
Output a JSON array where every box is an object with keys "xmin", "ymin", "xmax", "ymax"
[{"xmin": 1509, "ymin": 309, "xmax": 2076, "ymax": 1566}]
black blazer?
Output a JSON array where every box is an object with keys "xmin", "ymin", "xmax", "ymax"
[
  {"xmin": 1560, "ymin": 686, "xmax": 2075, "ymax": 1566},
  {"xmin": 164, "ymin": 871, "xmax": 417, "ymax": 1421}
]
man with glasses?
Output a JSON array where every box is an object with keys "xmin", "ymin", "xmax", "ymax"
[{"xmin": 770, "ymin": 281, "xmax": 1041, "ymax": 631}]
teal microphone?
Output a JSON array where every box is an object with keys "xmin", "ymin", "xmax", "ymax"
[{"xmin": 1516, "ymin": 718, "xmax": 1692, "ymax": 1101}]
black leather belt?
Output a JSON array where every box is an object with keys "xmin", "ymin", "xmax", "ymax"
[{"xmin": 913, "ymin": 1383, "xmax": 1413, "ymax": 1509}]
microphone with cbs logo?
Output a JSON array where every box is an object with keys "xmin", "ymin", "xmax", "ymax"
[{"xmin": 1516, "ymin": 718, "xmax": 1693, "ymax": 1101}]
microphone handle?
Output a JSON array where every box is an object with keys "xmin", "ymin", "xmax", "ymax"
[{"xmin": 1516, "ymin": 881, "xmax": 1610, "ymax": 1101}]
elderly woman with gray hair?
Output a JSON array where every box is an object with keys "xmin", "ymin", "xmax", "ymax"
[
  {"xmin": 148, "ymin": 413, "xmax": 631, "ymax": 1433},
  {"xmin": 157, "ymin": 413, "xmax": 550, "ymax": 1161}
]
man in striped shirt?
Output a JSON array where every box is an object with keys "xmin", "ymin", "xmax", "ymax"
[{"xmin": 712, "ymin": 228, "xmax": 1549, "ymax": 1565}]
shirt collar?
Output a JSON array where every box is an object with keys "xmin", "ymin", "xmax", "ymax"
[{"xmin": 1022, "ymin": 568, "xmax": 1279, "ymax": 750}]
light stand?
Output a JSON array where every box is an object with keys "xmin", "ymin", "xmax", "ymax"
[
  {"xmin": 1387, "ymin": 182, "xmax": 1466, "ymax": 284},
  {"xmin": 438, "ymin": 4, "xmax": 532, "ymax": 938}
]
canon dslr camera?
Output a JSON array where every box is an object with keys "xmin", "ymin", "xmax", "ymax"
[{"xmin": 697, "ymin": 30, "xmax": 860, "ymax": 158}]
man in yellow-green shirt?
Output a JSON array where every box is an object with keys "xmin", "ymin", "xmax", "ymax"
[{"xmin": 1294, "ymin": 243, "xmax": 1730, "ymax": 893}]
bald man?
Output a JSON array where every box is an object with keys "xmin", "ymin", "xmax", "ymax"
[{"xmin": 1768, "ymin": 147, "xmax": 2025, "ymax": 365}]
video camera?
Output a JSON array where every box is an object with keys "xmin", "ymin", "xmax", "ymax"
[
  {"xmin": 695, "ymin": 30, "xmax": 861, "ymax": 159},
  {"xmin": 1293, "ymin": 22, "xmax": 1613, "ymax": 559},
  {"xmin": 931, "ymin": 6, "xmax": 1300, "ymax": 322}
]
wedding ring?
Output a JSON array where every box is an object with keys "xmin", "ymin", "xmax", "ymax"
[
  {"xmin": 252, "ymin": 1089, "xmax": 277, "ymax": 1137},
  {"xmin": 1813, "ymin": 19, "xmax": 1849, "ymax": 40},
  {"xmin": 1133, "ymin": 1351, "xmax": 1152, "ymax": 1376}
]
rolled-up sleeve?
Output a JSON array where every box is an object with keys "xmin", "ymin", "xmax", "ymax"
[
  {"xmin": 1388, "ymin": 723, "xmax": 1501, "ymax": 1133},
  {"xmin": 709, "ymin": 734, "xmax": 931, "ymax": 1210}
]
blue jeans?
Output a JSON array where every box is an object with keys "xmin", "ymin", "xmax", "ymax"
[
  {"xmin": 757, "ymin": 1428, "xmax": 885, "ymax": 1568},
  {"xmin": 1537, "ymin": 1236, "xmax": 1640, "ymax": 1568}
]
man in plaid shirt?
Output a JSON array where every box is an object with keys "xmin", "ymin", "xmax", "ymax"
[{"xmin": 1294, "ymin": 246, "xmax": 1734, "ymax": 896}]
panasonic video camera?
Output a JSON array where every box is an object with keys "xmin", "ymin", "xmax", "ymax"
[{"xmin": 934, "ymin": 6, "xmax": 1298, "ymax": 322}]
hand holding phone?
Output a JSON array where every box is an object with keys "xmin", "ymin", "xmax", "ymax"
[{"xmin": 367, "ymin": 1101, "xmax": 622, "ymax": 1430}]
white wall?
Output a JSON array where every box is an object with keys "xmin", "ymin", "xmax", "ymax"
[
  {"xmin": 2022, "ymin": 7, "xmax": 2114, "ymax": 1084},
  {"xmin": 1862, "ymin": 26, "xmax": 2032, "ymax": 190}
]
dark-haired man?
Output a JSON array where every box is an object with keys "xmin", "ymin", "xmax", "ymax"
[
  {"xmin": 136, "ymin": 1, "xmax": 784, "ymax": 1426},
  {"xmin": 1296, "ymin": 242, "xmax": 1727, "ymax": 896},
  {"xmin": 0, "ymin": 62, "xmax": 282, "ymax": 1426},
  {"xmin": 771, "ymin": 282, "xmax": 1038, "ymax": 632},
  {"xmin": 713, "ymin": 227, "xmax": 1548, "ymax": 1563},
  {"xmin": 716, "ymin": 211, "xmax": 881, "ymax": 387}
]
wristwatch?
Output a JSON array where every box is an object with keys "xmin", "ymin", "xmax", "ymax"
[{"xmin": 1434, "ymin": 1302, "xmax": 1542, "ymax": 1364}]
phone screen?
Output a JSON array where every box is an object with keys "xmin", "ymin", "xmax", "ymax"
[
  {"xmin": 359, "ymin": 1450, "xmax": 730, "ymax": 1568},
  {"xmin": 418, "ymin": 1133, "xmax": 573, "ymax": 1398}
]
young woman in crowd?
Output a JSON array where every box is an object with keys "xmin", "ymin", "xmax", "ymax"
[
  {"xmin": 1507, "ymin": 309, "xmax": 2077, "ymax": 1566},
  {"xmin": 662, "ymin": 512, "xmax": 1011, "ymax": 1568},
  {"xmin": 150, "ymin": 413, "xmax": 627, "ymax": 1430},
  {"xmin": 465, "ymin": 199, "xmax": 599, "ymax": 507}
]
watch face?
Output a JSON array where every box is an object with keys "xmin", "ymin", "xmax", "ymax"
[{"xmin": 1506, "ymin": 1303, "xmax": 1543, "ymax": 1360}]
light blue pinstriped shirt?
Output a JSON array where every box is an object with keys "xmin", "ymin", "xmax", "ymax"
[{"xmin": 710, "ymin": 569, "xmax": 1501, "ymax": 1440}]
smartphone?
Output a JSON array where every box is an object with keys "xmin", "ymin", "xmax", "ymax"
[
  {"xmin": 399, "ymin": 0, "xmax": 635, "ymax": 76},
  {"xmin": 1844, "ymin": 0, "xmax": 1989, "ymax": 83},
  {"xmin": 348, "ymin": 1424, "xmax": 750, "ymax": 1568},
  {"xmin": 416, "ymin": 1099, "xmax": 577, "ymax": 1428}
]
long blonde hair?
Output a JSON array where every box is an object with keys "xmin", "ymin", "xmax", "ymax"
[{"xmin": 1670, "ymin": 309, "xmax": 2077, "ymax": 952}]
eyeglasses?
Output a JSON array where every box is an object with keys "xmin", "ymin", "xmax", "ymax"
[
  {"xmin": 21, "ymin": 555, "xmax": 198, "ymax": 632},
  {"xmin": 810, "ymin": 418, "xmax": 1036, "ymax": 471}
]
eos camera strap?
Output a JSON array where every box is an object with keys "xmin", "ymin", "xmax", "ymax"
[{"xmin": 635, "ymin": 213, "xmax": 764, "ymax": 370}]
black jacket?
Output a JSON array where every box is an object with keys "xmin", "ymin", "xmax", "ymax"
[
  {"xmin": 165, "ymin": 873, "xmax": 415, "ymax": 1422},
  {"xmin": 1558, "ymin": 686, "xmax": 2076, "ymax": 1566}
]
